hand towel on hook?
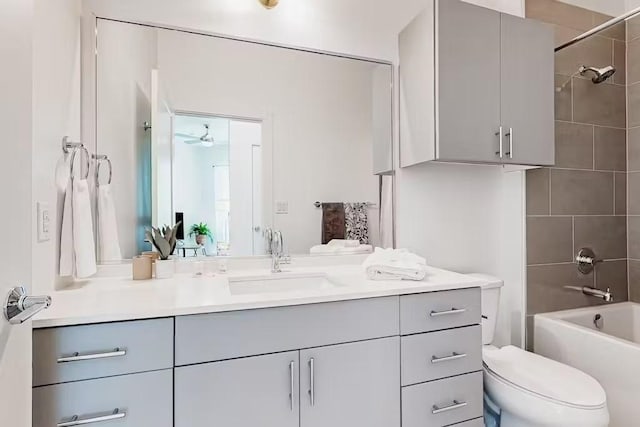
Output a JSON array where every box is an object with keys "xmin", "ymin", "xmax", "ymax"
[
  {"xmin": 98, "ymin": 184, "xmax": 122, "ymax": 262},
  {"xmin": 72, "ymin": 179, "xmax": 97, "ymax": 278}
]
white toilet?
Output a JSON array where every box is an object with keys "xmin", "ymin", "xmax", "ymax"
[{"xmin": 470, "ymin": 274, "xmax": 610, "ymax": 427}]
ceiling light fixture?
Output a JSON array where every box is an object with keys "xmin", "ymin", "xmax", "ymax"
[{"xmin": 259, "ymin": 0, "xmax": 279, "ymax": 9}]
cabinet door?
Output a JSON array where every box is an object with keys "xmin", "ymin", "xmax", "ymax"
[
  {"xmin": 175, "ymin": 351, "xmax": 299, "ymax": 427},
  {"xmin": 500, "ymin": 13, "xmax": 554, "ymax": 166},
  {"xmin": 436, "ymin": 0, "xmax": 501, "ymax": 163},
  {"xmin": 300, "ymin": 337, "xmax": 400, "ymax": 427}
]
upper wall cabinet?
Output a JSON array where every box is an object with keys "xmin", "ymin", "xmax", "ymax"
[{"xmin": 399, "ymin": 0, "xmax": 554, "ymax": 167}]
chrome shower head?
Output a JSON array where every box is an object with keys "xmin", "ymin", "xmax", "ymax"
[{"xmin": 579, "ymin": 65, "xmax": 616, "ymax": 84}]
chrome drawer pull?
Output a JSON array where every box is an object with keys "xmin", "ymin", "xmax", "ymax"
[
  {"xmin": 432, "ymin": 400, "xmax": 468, "ymax": 415},
  {"xmin": 57, "ymin": 348, "xmax": 126, "ymax": 363},
  {"xmin": 289, "ymin": 360, "xmax": 295, "ymax": 411},
  {"xmin": 429, "ymin": 308, "xmax": 466, "ymax": 317},
  {"xmin": 57, "ymin": 408, "xmax": 126, "ymax": 426},
  {"xmin": 431, "ymin": 352, "xmax": 467, "ymax": 364}
]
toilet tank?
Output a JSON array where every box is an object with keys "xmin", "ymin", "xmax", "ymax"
[{"xmin": 467, "ymin": 273, "xmax": 504, "ymax": 345}]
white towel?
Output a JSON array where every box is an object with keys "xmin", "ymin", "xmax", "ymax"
[
  {"xmin": 310, "ymin": 244, "xmax": 373, "ymax": 255},
  {"xmin": 98, "ymin": 184, "xmax": 122, "ymax": 262},
  {"xmin": 58, "ymin": 178, "xmax": 74, "ymax": 276},
  {"xmin": 72, "ymin": 179, "xmax": 97, "ymax": 278},
  {"xmin": 363, "ymin": 247, "xmax": 427, "ymax": 281},
  {"xmin": 327, "ymin": 239, "xmax": 361, "ymax": 248}
]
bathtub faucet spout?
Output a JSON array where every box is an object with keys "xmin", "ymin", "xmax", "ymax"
[{"xmin": 564, "ymin": 286, "xmax": 613, "ymax": 302}]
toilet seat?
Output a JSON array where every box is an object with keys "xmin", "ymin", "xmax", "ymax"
[{"xmin": 483, "ymin": 346, "xmax": 606, "ymax": 409}]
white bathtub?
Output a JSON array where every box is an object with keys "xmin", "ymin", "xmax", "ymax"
[{"xmin": 535, "ymin": 302, "xmax": 640, "ymax": 427}]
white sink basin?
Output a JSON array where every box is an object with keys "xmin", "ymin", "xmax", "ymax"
[{"xmin": 228, "ymin": 273, "xmax": 340, "ymax": 295}]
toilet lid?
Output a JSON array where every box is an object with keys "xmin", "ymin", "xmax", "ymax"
[{"xmin": 483, "ymin": 346, "xmax": 606, "ymax": 408}]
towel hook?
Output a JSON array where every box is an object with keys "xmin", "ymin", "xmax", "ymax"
[
  {"xmin": 69, "ymin": 146, "xmax": 90, "ymax": 181},
  {"xmin": 92, "ymin": 154, "xmax": 113, "ymax": 185}
]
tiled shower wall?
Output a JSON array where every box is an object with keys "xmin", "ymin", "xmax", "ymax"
[
  {"xmin": 629, "ymin": 16, "xmax": 640, "ymax": 300},
  {"xmin": 525, "ymin": 0, "xmax": 628, "ymax": 347}
]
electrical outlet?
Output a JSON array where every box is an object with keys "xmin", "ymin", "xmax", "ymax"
[
  {"xmin": 37, "ymin": 202, "xmax": 51, "ymax": 242},
  {"xmin": 275, "ymin": 201, "xmax": 289, "ymax": 215}
]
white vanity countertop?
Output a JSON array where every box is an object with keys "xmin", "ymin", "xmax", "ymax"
[{"xmin": 33, "ymin": 264, "xmax": 485, "ymax": 328}]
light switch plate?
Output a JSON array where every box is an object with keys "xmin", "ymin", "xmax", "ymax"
[
  {"xmin": 37, "ymin": 201, "xmax": 51, "ymax": 242},
  {"xmin": 275, "ymin": 201, "xmax": 289, "ymax": 215}
]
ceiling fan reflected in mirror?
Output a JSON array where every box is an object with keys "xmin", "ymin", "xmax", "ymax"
[{"xmin": 175, "ymin": 124, "xmax": 215, "ymax": 147}]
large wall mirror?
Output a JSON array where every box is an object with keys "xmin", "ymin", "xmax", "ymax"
[{"xmin": 94, "ymin": 18, "xmax": 393, "ymax": 262}]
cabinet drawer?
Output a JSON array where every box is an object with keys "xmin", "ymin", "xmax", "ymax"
[
  {"xmin": 33, "ymin": 369, "xmax": 173, "ymax": 427},
  {"xmin": 400, "ymin": 288, "xmax": 480, "ymax": 335},
  {"xmin": 451, "ymin": 418, "xmax": 484, "ymax": 426},
  {"xmin": 33, "ymin": 318, "xmax": 173, "ymax": 386},
  {"xmin": 401, "ymin": 325, "xmax": 482, "ymax": 385},
  {"xmin": 402, "ymin": 371, "xmax": 483, "ymax": 427},
  {"xmin": 175, "ymin": 297, "xmax": 399, "ymax": 365}
]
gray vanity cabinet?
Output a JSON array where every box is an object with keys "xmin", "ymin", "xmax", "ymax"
[
  {"xmin": 399, "ymin": 0, "xmax": 554, "ymax": 167},
  {"xmin": 299, "ymin": 337, "xmax": 401, "ymax": 427},
  {"xmin": 174, "ymin": 351, "xmax": 300, "ymax": 427}
]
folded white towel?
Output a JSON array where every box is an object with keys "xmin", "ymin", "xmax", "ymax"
[
  {"xmin": 327, "ymin": 239, "xmax": 361, "ymax": 248},
  {"xmin": 363, "ymin": 247, "xmax": 428, "ymax": 281},
  {"xmin": 310, "ymin": 244, "xmax": 373, "ymax": 255},
  {"xmin": 59, "ymin": 178, "xmax": 74, "ymax": 277},
  {"xmin": 72, "ymin": 179, "xmax": 97, "ymax": 278},
  {"xmin": 98, "ymin": 184, "xmax": 122, "ymax": 262}
]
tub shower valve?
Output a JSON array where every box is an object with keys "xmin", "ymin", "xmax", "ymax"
[{"xmin": 576, "ymin": 248, "xmax": 600, "ymax": 274}]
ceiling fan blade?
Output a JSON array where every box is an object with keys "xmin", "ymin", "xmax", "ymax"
[
  {"xmin": 175, "ymin": 132, "xmax": 197, "ymax": 138},
  {"xmin": 183, "ymin": 139, "xmax": 202, "ymax": 144}
]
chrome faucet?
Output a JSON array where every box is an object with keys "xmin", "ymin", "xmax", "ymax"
[
  {"xmin": 270, "ymin": 230, "xmax": 284, "ymax": 273},
  {"xmin": 564, "ymin": 286, "xmax": 613, "ymax": 302}
]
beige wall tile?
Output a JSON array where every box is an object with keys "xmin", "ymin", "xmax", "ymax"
[
  {"xmin": 629, "ymin": 127, "xmax": 640, "ymax": 172},
  {"xmin": 554, "ymin": 121, "xmax": 593, "ymax": 169},
  {"xmin": 629, "ymin": 15, "xmax": 640, "ymax": 42},
  {"xmin": 595, "ymin": 20, "xmax": 625, "ymax": 42},
  {"xmin": 527, "ymin": 263, "xmax": 595, "ymax": 314},
  {"xmin": 526, "ymin": 168, "xmax": 550, "ymax": 215},
  {"xmin": 628, "ymin": 216, "xmax": 640, "ymax": 259},
  {"xmin": 595, "ymin": 260, "xmax": 628, "ymax": 302},
  {"xmin": 613, "ymin": 40, "xmax": 626, "ymax": 86},
  {"xmin": 555, "ymin": 74, "xmax": 572, "ymax": 121},
  {"xmin": 552, "ymin": 24, "xmax": 581, "ymax": 47},
  {"xmin": 629, "ymin": 260, "xmax": 640, "ymax": 301},
  {"xmin": 527, "ymin": 216, "xmax": 574, "ymax": 264},
  {"xmin": 526, "ymin": 0, "xmax": 596, "ymax": 31},
  {"xmin": 628, "ymin": 83, "xmax": 640, "ymax": 128},
  {"xmin": 574, "ymin": 216, "xmax": 627, "ymax": 260},
  {"xmin": 573, "ymin": 78, "xmax": 626, "ymax": 128},
  {"xmin": 555, "ymin": 36, "xmax": 612, "ymax": 78},
  {"xmin": 615, "ymin": 172, "xmax": 626, "ymax": 215},
  {"xmin": 628, "ymin": 173, "xmax": 640, "ymax": 214},
  {"xmin": 594, "ymin": 126, "xmax": 626, "ymax": 171},
  {"xmin": 628, "ymin": 38, "xmax": 640, "ymax": 85},
  {"xmin": 550, "ymin": 169, "xmax": 614, "ymax": 215}
]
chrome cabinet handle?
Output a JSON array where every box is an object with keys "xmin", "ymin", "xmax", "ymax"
[
  {"xmin": 4, "ymin": 286, "xmax": 51, "ymax": 325},
  {"xmin": 494, "ymin": 126, "xmax": 504, "ymax": 158},
  {"xmin": 57, "ymin": 348, "xmax": 126, "ymax": 363},
  {"xmin": 431, "ymin": 352, "xmax": 467, "ymax": 364},
  {"xmin": 432, "ymin": 400, "xmax": 468, "ymax": 415},
  {"xmin": 308, "ymin": 357, "xmax": 315, "ymax": 406},
  {"xmin": 429, "ymin": 308, "xmax": 466, "ymax": 317},
  {"xmin": 289, "ymin": 361, "xmax": 295, "ymax": 411},
  {"xmin": 57, "ymin": 409, "xmax": 126, "ymax": 426},
  {"xmin": 505, "ymin": 127, "xmax": 513, "ymax": 158}
]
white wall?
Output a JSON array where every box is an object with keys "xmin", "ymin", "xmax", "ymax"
[
  {"xmin": 32, "ymin": 0, "xmax": 81, "ymax": 293},
  {"xmin": 1, "ymin": 0, "xmax": 34, "ymax": 421}
]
